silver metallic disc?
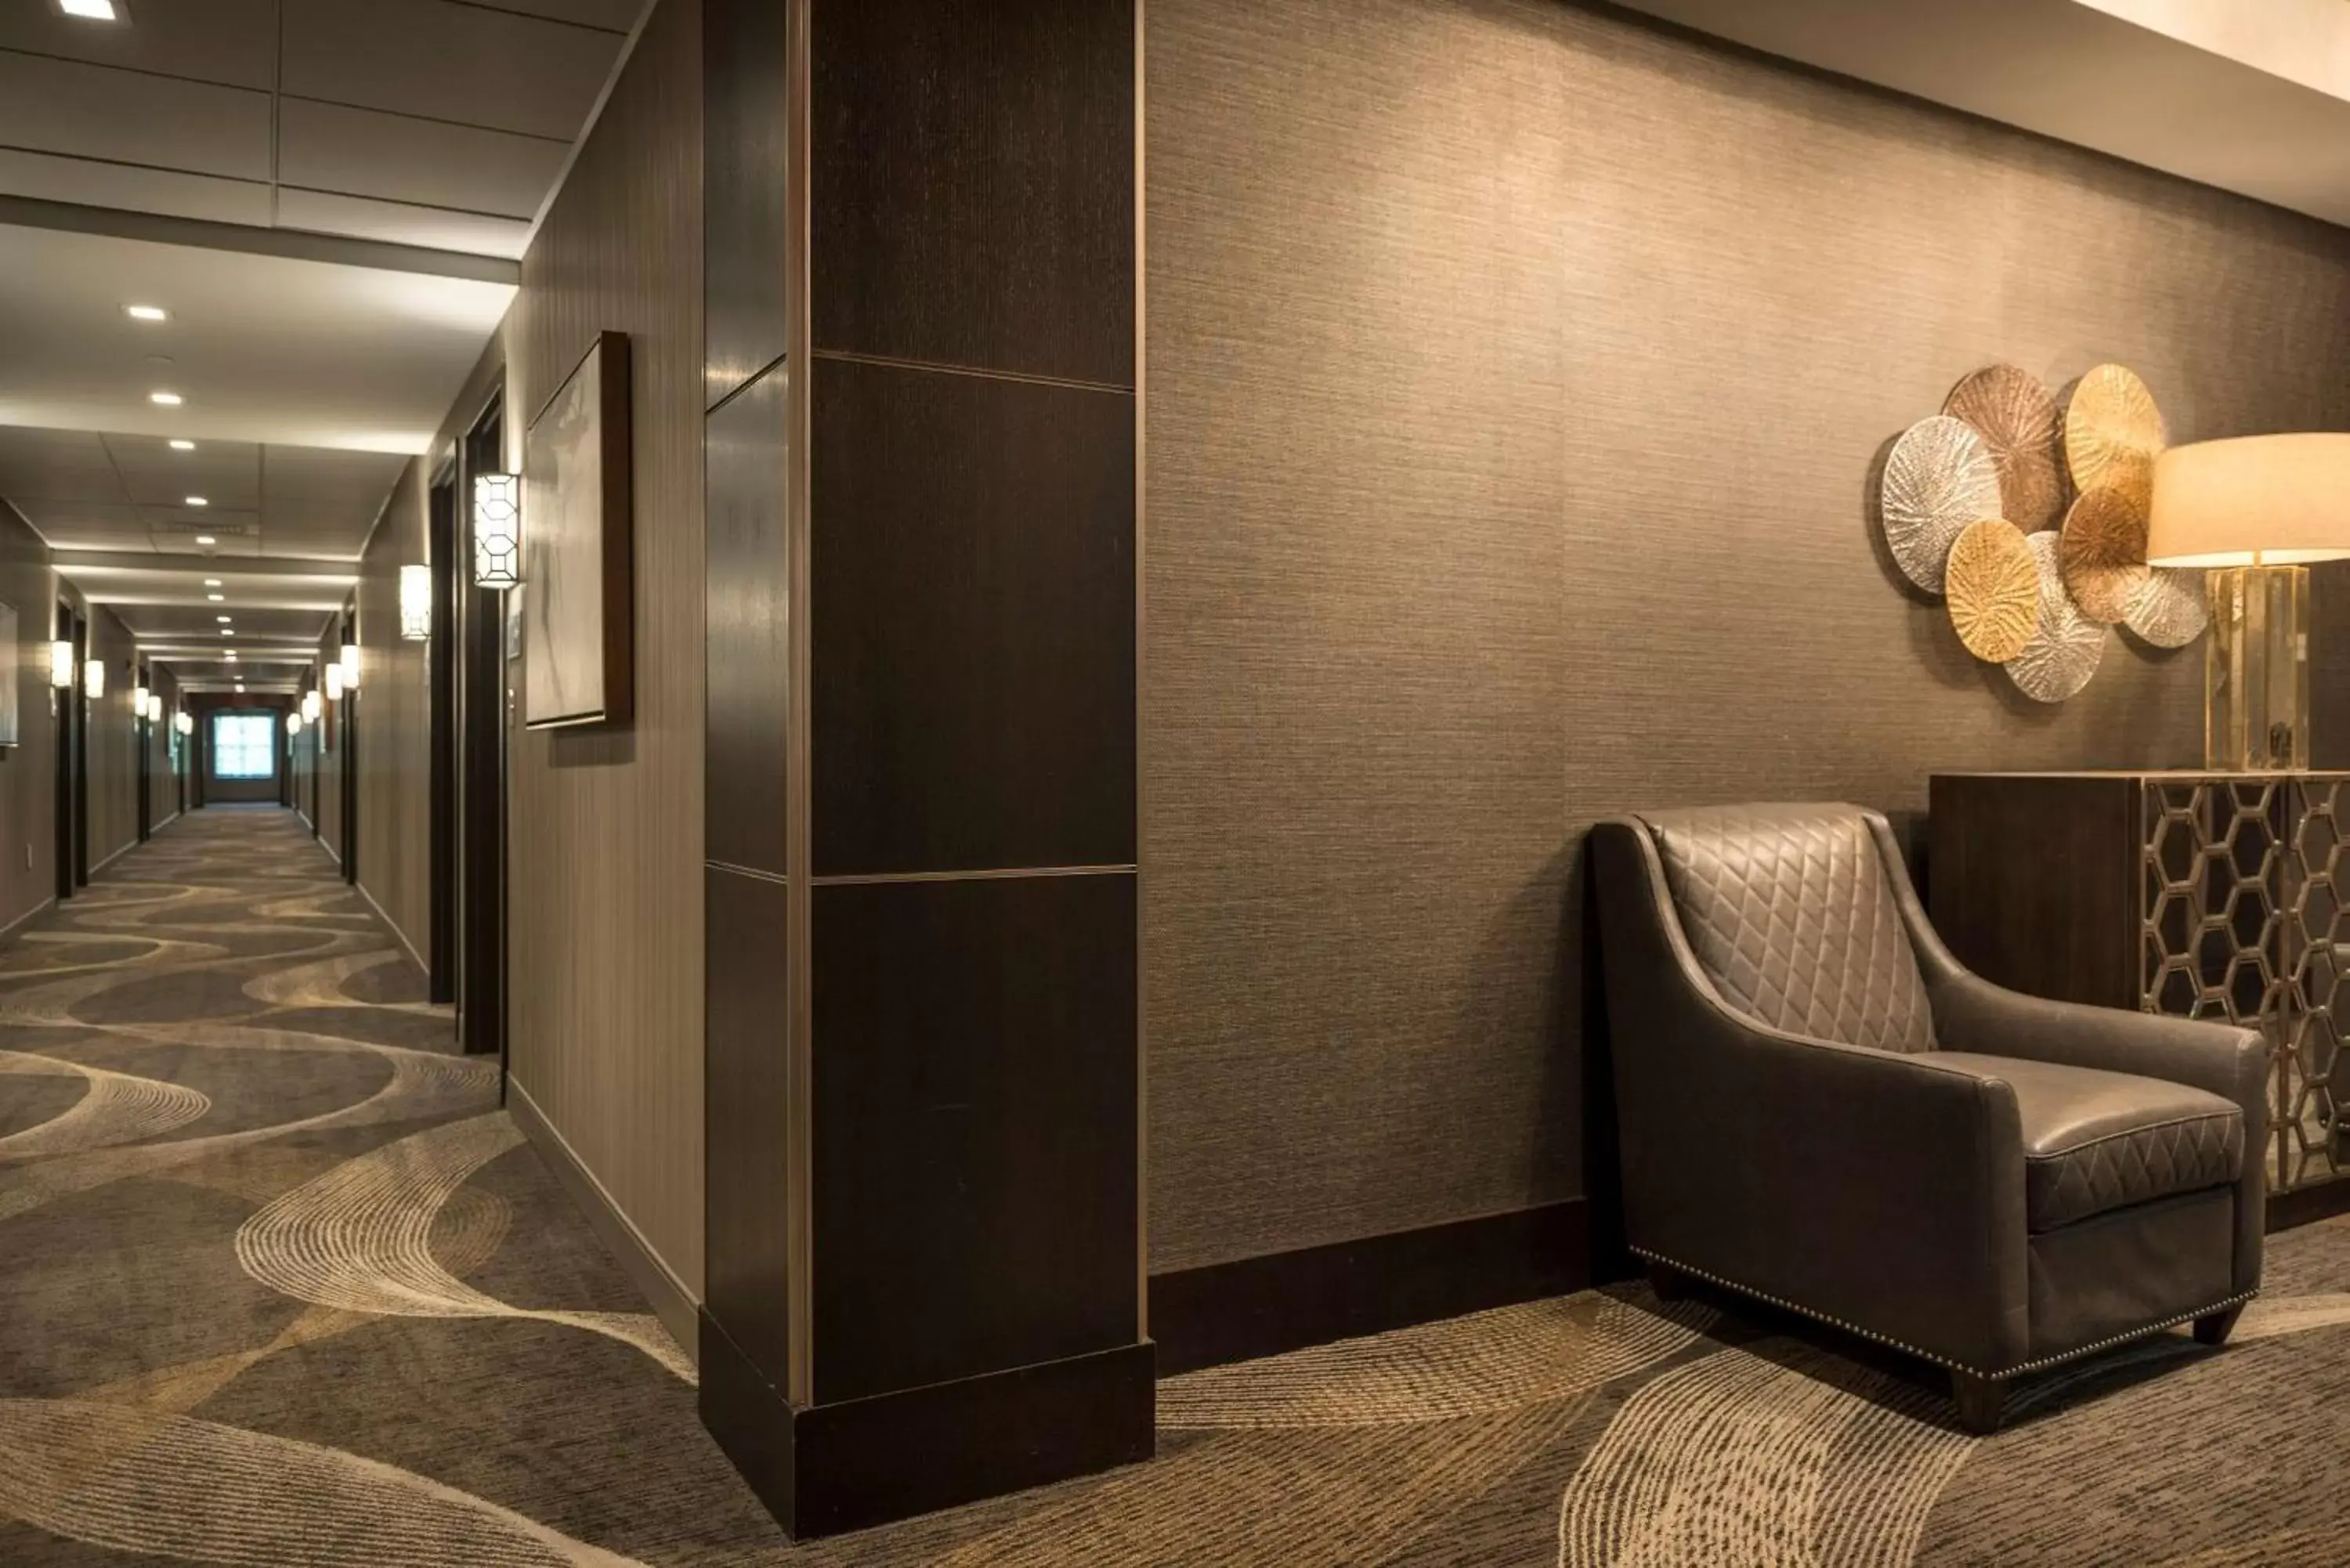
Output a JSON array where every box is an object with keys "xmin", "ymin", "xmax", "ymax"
[
  {"xmin": 2124, "ymin": 566, "xmax": 2210, "ymax": 650},
  {"xmin": 2008, "ymin": 530, "xmax": 2108, "ymax": 703},
  {"xmin": 1882, "ymin": 414, "xmax": 2002, "ymax": 595}
]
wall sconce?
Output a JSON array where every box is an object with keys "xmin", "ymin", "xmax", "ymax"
[
  {"xmin": 49, "ymin": 641, "xmax": 72, "ymax": 691},
  {"xmin": 146, "ymin": 693, "xmax": 163, "ymax": 724},
  {"xmin": 341, "ymin": 641, "xmax": 360, "ymax": 689},
  {"xmin": 400, "ymin": 565, "xmax": 432, "ymax": 640},
  {"xmin": 473, "ymin": 472, "xmax": 520, "ymax": 587},
  {"xmin": 132, "ymin": 682, "xmax": 149, "ymax": 715},
  {"xmin": 287, "ymin": 710, "xmax": 302, "ymax": 735},
  {"xmin": 325, "ymin": 664, "xmax": 345, "ymax": 701},
  {"xmin": 175, "ymin": 710, "xmax": 193, "ymax": 736},
  {"xmin": 84, "ymin": 659, "xmax": 103, "ymax": 700},
  {"xmin": 302, "ymin": 688, "xmax": 323, "ymax": 723}
]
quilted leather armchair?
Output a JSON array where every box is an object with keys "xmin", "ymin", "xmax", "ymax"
[{"xmin": 1591, "ymin": 804, "xmax": 2268, "ymax": 1433}]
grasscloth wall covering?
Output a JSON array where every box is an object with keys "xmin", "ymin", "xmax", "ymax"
[
  {"xmin": 0, "ymin": 505, "xmax": 56, "ymax": 930},
  {"xmin": 83, "ymin": 605, "xmax": 139, "ymax": 874},
  {"xmin": 506, "ymin": 0, "xmax": 706, "ymax": 1304},
  {"xmin": 357, "ymin": 461, "xmax": 435, "ymax": 965},
  {"xmin": 1142, "ymin": 0, "xmax": 2350, "ymax": 1272}
]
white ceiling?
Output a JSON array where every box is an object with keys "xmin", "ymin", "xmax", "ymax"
[
  {"xmin": 1616, "ymin": 0, "xmax": 2350, "ymax": 228},
  {"xmin": 0, "ymin": 0, "xmax": 641, "ymax": 259},
  {"xmin": 0, "ymin": 0, "xmax": 645, "ymax": 688}
]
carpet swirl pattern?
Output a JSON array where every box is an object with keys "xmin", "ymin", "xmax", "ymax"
[{"xmin": 8, "ymin": 809, "xmax": 2350, "ymax": 1565}]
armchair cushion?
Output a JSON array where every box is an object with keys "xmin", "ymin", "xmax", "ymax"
[{"xmin": 1935, "ymin": 1053, "xmax": 2243, "ymax": 1230}]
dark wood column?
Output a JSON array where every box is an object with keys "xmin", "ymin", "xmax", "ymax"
[{"xmin": 700, "ymin": 0, "xmax": 1145, "ymax": 1540}]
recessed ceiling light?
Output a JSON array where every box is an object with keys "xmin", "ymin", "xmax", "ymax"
[
  {"xmin": 216, "ymin": 616, "xmax": 231, "ymax": 623},
  {"xmin": 125, "ymin": 303, "xmax": 167, "ymax": 322},
  {"xmin": 194, "ymin": 534, "xmax": 215, "ymax": 545},
  {"xmin": 206, "ymin": 593, "xmax": 224, "ymax": 602},
  {"xmin": 57, "ymin": 0, "xmax": 121, "ymax": 20},
  {"xmin": 184, "ymin": 496, "xmax": 208, "ymax": 508},
  {"xmin": 219, "ymin": 629, "xmax": 233, "ymax": 637},
  {"xmin": 203, "ymin": 578, "xmax": 221, "ymax": 587},
  {"xmin": 169, "ymin": 439, "xmax": 195, "ymax": 452},
  {"xmin": 148, "ymin": 391, "xmax": 182, "ymax": 406}
]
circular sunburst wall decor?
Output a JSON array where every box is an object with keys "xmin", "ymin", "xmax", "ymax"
[
  {"xmin": 1882, "ymin": 414, "xmax": 2003, "ymax": 594},
  {"xmin": 2065, "ymin": 363, "xmax": 2165, "ymax": 511},
  {"xmin": 2009, "ymin": 530, "xmax": 2110, "ymax": 703},
  {"xmin": 2058, "ymin": 486, "xmax": 2151, "ymax": 625},
  {"xmin": 1945, "ymin": 519, "xmax": 2041, "ymax": 662},
  {"xmin": 2125, "ymin": 567, "xmax": 2211, "ymax": 650},
  {"xmin": 1943, "ymin": 365, "xmax": 2066, "ymax": 532}
]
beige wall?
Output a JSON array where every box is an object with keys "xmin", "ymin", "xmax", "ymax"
[
  {"xmin": 357, "ymin": 450, "xmax": 439, "ymax": 964},
  {"xmin": 83, "ymin": 605, "xmax": 139, "ymax": 874},
  {"xmin": 1142, "ymin": 0, "xmax": 2350, "ymax": 1271},
  {"xmin": 0, "ymin": 508, "xmax": 56, "ymax": 930},
  {"xmin": 146, "ymin": 665, "xmax": 181, "ymax": 832},
  {"xmin": 313, "ymin": 625, "xmax": 344, "ymax": 861},
  {"xmin": 504, "ymin": 0, "xmax": 706, "ymax": 1298}
]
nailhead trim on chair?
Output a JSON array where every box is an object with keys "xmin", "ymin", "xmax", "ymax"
[{"xmin": 1629, "ymin": 1245, "xmax": 2258, "ymax": 1382}]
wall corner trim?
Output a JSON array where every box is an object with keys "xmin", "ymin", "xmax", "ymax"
[{"xmin": 509, "ymin": 1077, "xmax": 701, "ymax": 1365}]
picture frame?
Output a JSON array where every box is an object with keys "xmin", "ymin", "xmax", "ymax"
[
  {"xmin": 0, "ymin": 602, "xmax": 21, "ymax": 748},
  {"xmin": 521, "ymin": 331, "xmax": 633, "ymax": 728}
]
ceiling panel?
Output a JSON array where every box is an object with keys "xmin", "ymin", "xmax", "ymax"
[
  {"xmin": 0, "ymin": 427, "xmax": 127, "ymax": 503},
  {"xmin": 0, "ymin": 225, "xmax": 515, "ymax": 453},
  {"xmin": 105, "ymin": 436, "xmax": 261, "ymax": 509},
  {"xmin": 0, "ymin": 52, "xmax": 272, "ymax": 181},
  {"xmin": 281, "ymin": 0, "xmax": 621, "ymax": 142},
  {"xmin": 0, "ymin": 1, "xmax": 280, "ymax": 90},
  {"xmin": 0, "ymin": 148, "xmax": 274, "ymax": 229},
  {"xmin": 122, "ymin": 604, "xmax": 331, "ymax": 640},
  {"xmin": 278, "ymin": 98, "xmax": 569, "ymax": 219},
  {"xmin": 471, "ymin": 0, "xmax": 644, "ymax": 32},
  {"xmin": 273, "ymin": 188, "xmax": 533, "ymax": 260},
  {"xmin": 9, "ymin": 498, "xmax": 148, "ymax": 547},
  {"xmin": 149, "ymin": 530, "xmax": 261, "ymax": 559},
  {"xmin": 55, "ymin": 563, "xmax": 356, "ymax": 612}
]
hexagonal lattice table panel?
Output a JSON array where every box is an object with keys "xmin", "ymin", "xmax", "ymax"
[{"xmin": 2141, "ymin": 777, "xmax": 2350, "ymax": 1191}]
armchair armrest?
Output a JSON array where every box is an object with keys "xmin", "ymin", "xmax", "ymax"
[
  {"xmin": 1592, "ymin": 820, "xmax": 2032, "ymax": 1373},
  {"xmin": 1925, "ymin": 969, "xmax": 2269, "ymax": 1295}
]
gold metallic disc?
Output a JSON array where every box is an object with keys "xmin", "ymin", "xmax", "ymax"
[
  {"xmin": 1944, "ymin": 364, "xmax": 2066, "ymax": 532},
  {"xmin": 2057, "ymin": 486, "xmax": 2150, "ymax": 625},
  {"xmin": 2008, "ymin": 531, "xmax": 2108, "ymax": 703},
  {"xmin": 2063, "ymin": 363, "xmax": 2164, "ymax": 511},
  {"xmin": 2124, "ymin": 566, "xmax": 2209, "ymax": 650},
  {"xmin": 1882, "ymin": 414, "xmax": 2003, "ymax": 595},
  {"xmin": 1945, "ymin": 519, "xmax": 2041, "ymax": 663}
]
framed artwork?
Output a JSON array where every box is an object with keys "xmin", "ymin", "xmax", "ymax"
[
  {"xmin": 0, "ymin": 602, "xmax": 20, "ymax": 747},
  {"xmin": 522, "ymin": 331, "xmax": 634, "ymax": 728}
]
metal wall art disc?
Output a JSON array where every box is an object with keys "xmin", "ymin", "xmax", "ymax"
[
  {"xmin": 2008, "ymin": 531, "xmax": 2108, "ymax": 703},
  {"xmin": 1943, "ymin": 365, "xmax": 2066, "ymax": 532},
  {"xmin": 2057, "ymin": 486, "xmax": 2150, "ymax": 625},
  {"xmin": 2124, "ymin": 567, "xmax": 2210, "ymax": 649},
  {"xmin": 1882, "ymin": 414, "xmax": 2003, "ymax": 594},
  {"xmin": 1945, "ymin": 519, "xmax": 2041, "ymax": 663},
  {"xmin": 2064, "ymin": 363, "xmax": 2164, "ymax": 511}
]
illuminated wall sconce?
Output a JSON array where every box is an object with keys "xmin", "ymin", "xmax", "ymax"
[
  {"xmin": 49, "ymin": 641, "xmax": 72, "ymax": 691},
  {"xmin": 325, "ymin": 664, "xmax": 345, "ymax": 701},
  {"xmin": 132, "ymin": 683, "xmax": 149, "ymax": 716},
  {"xmin": 473, "ymin": 473, "xmax": 521, "ymax": 587},
  {"xmin": 84, "ymin": 659, "xmax": 104, "ymax": 700},
  {"xmin": 302, "ymin": 688, "xmax": 323, "ymax": 723},
  {"xmin": 400, "ymin": 565, "xmax": 432, "ymax": 640},
  {"xmin": 146, "ymin": 693, "xmax": 163, "ymax": 724},
  {"xmin": 287, "ymin": 710, "xmax": 302, "ymax": 735},
  {"xmin": 341, "ymin": 641, "xmax": 360, "ymax": 689},
  {"xmin": 175, "ymin": 710, "xmax": 193, "ymax": 737}
]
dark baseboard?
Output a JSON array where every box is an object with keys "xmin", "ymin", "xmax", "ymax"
[
  {"xmin": 700, "ymin": 1317, "xmax": 1154, "ymax": 1540},
  {"xmin": 2269, "ymin": 1176, "xmax": 2350, "ymax": 1233},
  {"xmin": 508, "ymin": 1080, "xmax": 700, "ymax": 1364},
  {"xmin": 1149, "ymin": 1199, "xmax": 1589, "ymax": 1375}
]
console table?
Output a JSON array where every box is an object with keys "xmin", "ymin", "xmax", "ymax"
[{"xmin": 1929, "ymin": 771, "xmax": 2350, "ymax": 1205}]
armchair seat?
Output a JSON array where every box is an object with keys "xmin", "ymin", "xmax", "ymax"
[{"xmin": 1933, "ymin": 1053, "xmax": 2244, "ymax": 1231}]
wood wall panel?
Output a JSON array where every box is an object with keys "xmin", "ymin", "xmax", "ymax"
[
  {"xmin": 0, "ymin": 506, "xmax": 57, "ymax": 928},
  {"xmin": 83, "ymin": 606, "xmax": 139, "ymax": 871},
  {"xmin": 1142, "ymin": 0, "xmax": 2350, "ymax": 1272},
  {"xmin": 313, "ymin": 627, "xmax": 342, "ymax": 855},
  {"xmin": 147, "ymin": 666, "xmax": 182, "ymax": 832},
  {"xmin": 507, "ymin": 0, "xmax": 707, "ymax": 1299},
  {"xmin": 356, "ymin": 458, "xmax": 437, "ymax": 961}
]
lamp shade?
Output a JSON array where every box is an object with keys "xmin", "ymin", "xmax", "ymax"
[
  {"xmin": 84, "ymin": 659, "xmax": 103, "ymax": 700},
  {"xmin": 131, "ymin": 683, "xmax": 148, "ymax": 714},
  {"xmin": 2148, "ymin": 433, "xmax": 2350, "ymax": 567},
  {"xmin": 302, "ymin": 689, "xmax": 322, "ymax": 722},
  {"xmin": 145, "ymin": 693, "xmax": 162, "ymax": 723},
  {"xmin": 341, "ymin": 641, "xmax": 360, "ymax": 688},
  {"xmin": 400, "ymin": 565, "xmax": 432, "ymax": 640},
  {"xmin": 325, "ymin": 664, "xmax": 345, "ymax": 701},
  {"xmin": 473, "ymin": 473, "xmax": 520, "ymax": 587},
  {"xmin": 287, "ymin": 710, "xmax": 302, "ymax": 735},
  {"xmin": 175, "ymin": 710, "xmax": 193, "ymax": 736},
  {"xmin": 48, "ymin": 641, "xmax": 71, "ymax": 691}
]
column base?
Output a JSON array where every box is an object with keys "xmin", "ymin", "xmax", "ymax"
[{"xmin": 698, "ymin": 1314, "xmax": 1155, "ymax": 1540}]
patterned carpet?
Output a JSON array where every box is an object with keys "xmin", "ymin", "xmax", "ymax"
[{"xmin": 9, "ymin": 808, "xmax": 2350, "ymax": 1565}]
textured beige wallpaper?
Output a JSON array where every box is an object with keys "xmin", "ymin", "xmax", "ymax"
[{"xmin": 1144, "ymin": 0, "xmax": 2350, "ymax": 1270}]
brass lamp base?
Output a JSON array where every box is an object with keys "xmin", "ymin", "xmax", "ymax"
[{"xmin": 2204, "ymin": 564, "xmax": 2310, "ymax": 771}]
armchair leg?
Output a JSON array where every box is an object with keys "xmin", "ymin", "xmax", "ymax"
[
  {"xmin": 2194, "ymin": 1305, "xmax": 2245, "ymax": 1347},
  {"xmin": 1646, "ymin": 1261, "xmax": 1694, "ymax": 1303},
  {"xmin": 1950, "ymin": 1371, "xmax": 2006, "ymax": 1436}
]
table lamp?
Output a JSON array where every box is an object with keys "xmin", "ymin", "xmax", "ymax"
[{"xmin": 2148, "ymin": 433, "xmax": 2350, "ymax": 771}]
